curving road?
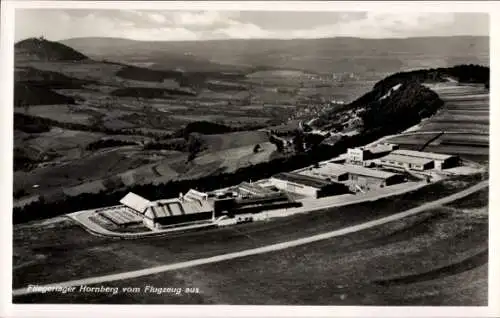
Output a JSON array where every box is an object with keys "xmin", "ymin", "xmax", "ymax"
[{"xmin": 13, "ymin": 180, "xmax": 488, "ymax": 297}]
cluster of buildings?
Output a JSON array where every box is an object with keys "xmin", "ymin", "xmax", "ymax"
[
  {"xmin": 263, "ymin": 143, "xmax": 459, "ymax": 196},
  {"xmin": 112, "ymin": 186, "xmax": 300, "ymax": 230},
  {"xmin": 345, "ymin": 143, "xmax": 459, "ymax": 171},
  {"xmin": 116, "ymin": 190, "xmax": 214, "ymax": 230},
  {"xmin": 376, "ymin": 149, "xmax": 460, "ymax": 171},
  {"xmin": 99, "ymin": 142, "xmax": 460, "ymax": 231}
]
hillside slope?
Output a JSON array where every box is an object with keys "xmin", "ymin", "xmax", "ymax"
[{"xmin": 15, "ymin": 37, "xmax": 88, "ymax": 61}]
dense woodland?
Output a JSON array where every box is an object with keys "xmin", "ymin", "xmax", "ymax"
[
  {"xmin": 14, "ymin": 113, "xmax": 171, "ymax": 137},
  {"xmin": 116, "ymin": 65, "xmax": 182, "ymax": 82},
  {"xmin": 110, "ymin": 86, "xmax": 197, "ymax": 98},
  {"xmin": 15, "ymin": 66, "xmax": 93, "ymax": 89},
  {"xmin": 13, "ymin": 64, "xmax": 490, "ymax": 223},
  {"xmin": 85, "ymin": 139, "xmax": 138, "ymax": 151},
  {"xmin": 14, "ymin": 83, "xmax": 77, "ymax": 107},
  {"xmin": 361, "ymin": 82, "xmax": 443, "ymax": 132}
]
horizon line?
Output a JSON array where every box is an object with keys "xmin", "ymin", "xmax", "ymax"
[{"xmin": 16, "ymin": 34, "xmax": 490, "ymax": 44}]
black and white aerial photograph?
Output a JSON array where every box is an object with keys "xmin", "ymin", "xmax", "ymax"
[{"xmin": 2, "ymin": 0, "xmax": 496, "ymax": 315}]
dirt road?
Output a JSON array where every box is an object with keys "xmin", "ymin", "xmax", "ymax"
[{"xmin": 13, "ymin": 180, "xmax": 488, "ymax": 297}]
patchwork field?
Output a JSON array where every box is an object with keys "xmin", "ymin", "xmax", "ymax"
[
  {"xmin": 15, "ymin": 53, "xmax": 383, "ymax": 206},
  {"xmin": 385, "ymin": 84, "xmax": 489, "ymax": 162},
  {"xmin": 14, "ymin": 146, "xmax": 170, "ymax": 196},
  {"xmin": 144, "ymin": 134, "xmax": 277, "ymax": 183}
]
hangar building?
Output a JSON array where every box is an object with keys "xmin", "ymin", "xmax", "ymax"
[
  {"xmin": 269, "ymin": 172, "xmax": 350, "ymax": 198},
  {"xmin": 119, "ymin": 191, "xmax": 214, "ymax": 230},
  {"xmin": 315, "ymin": 163, "xmax": 405, "ymax": 191},
  {"xmin": 299, "ymin": 164, "xmax": 349, "ymax": 182},
  {"xmin": 392, "ymin": 149, "xmax": 460, "ymax": 170},
  {"xmin": 213, "ymin": 192, "xmax": 300, "ymax": 217},
  {"xmin": 378, "ymin": 153, "xmax": 435, "ymax": 171},
  {"xmin": 237, "ymin": 182, "xmax": 277, "ymax": 197}
]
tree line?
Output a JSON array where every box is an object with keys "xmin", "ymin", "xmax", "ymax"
[{"xmin": 85, "ymin": 139, "xmax": 138, "ymax": 151}]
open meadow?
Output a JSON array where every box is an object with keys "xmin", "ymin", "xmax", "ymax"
[{"xmin": 13, "ymin": 177, "xmax": 488, "ymax": 304}]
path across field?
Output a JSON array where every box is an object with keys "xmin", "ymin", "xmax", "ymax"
[{"xmin": 13, "ymin": 180, "xmax": 488, "ymax": 297}]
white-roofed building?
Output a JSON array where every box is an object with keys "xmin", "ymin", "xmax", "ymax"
[
  {"xmin": 312, "ymin": 163, "xmax": 405, "ymax": 191},
  {"xmin": 142, "ymin": 198, "xmax": 214, "ymax": 230},
  {"xmin": 183, "ymin": 189, "xmax": 208, "ymax": 202},
  {"xmin": 119, "ymin": 192, "xmax": 152, "ymax": 214},
  {"xmin": 270, "ymin": 172, "xmax": 350, "ymax": 198},
  {"xmin": 392, "ymin": 149, "xmax": 460, "ymax": 170},
  {"xmin": 118, "ymin": 191, "xmax": 214, "ymax": 230},
  {"xmin": 299, "ymin": 164, "xmax": 349, "ymax": 182},
  {"xmin": 378, "ymin": 153, "xmax": 434, "ymax": 171}
]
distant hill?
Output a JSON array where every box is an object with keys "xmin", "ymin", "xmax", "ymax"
[
  {"xmin": 61, "ymin": 36, "xmax": 489, "ymax": 74},
  {"xmin": 15, "ymin": 37, "xmax": 88, "ymax": 61}
]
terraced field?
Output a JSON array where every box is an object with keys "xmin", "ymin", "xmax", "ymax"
[{"xmin": 385, "ymin": 84, "xmax": 489, "ymax": 162}]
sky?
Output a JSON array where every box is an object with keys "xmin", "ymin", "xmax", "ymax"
[{"xmin": 15, "ymin": 10, "xmax": 489, "ymax": 42}]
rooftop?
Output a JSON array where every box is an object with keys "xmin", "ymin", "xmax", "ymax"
[
  {"xmin": 272, "ymin": 172, "xmax": 333, "ymax": 189},
  {"xmin": 380, "ymin": 153, "xmax": 434, "ymax": 166},
  {"xmin": 322, "ymin": 163, "xmax": 399, "ymax": 179},
  {"xmin": 367, "ymin": 143, "xmax": 398, "ymax": 154},
  {"xmin": 300, "ymin": 164, "xmax": 349, "ymax": 178},
  {"xmin": 184, "ymin": 189, "xmax": 208, "ymax": 201},
  {"xmin": 144, "ymin": 199, "xmax": 213, "ymax": 219},
  {"xmin": 393, "ymin": 149, "xmax": 454, "ymax": 161},
  {"xmin": 119, "ymin": 192, "xmax": 151, "ymax": 214},
  {"xmin": 239, "ymin": 182, "xmax": 276, "ymax": 195}
]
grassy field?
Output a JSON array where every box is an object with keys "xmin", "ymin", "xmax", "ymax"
[
  {"xmin": 14, "ymin": 179, "xmax": 488, "ymax": 304},
  {"xmin": 14, "ymin": 146, "xmax": 164, "ymax": 196},
  {"xmin": 18, "ymin": 127, "xmax": 104, "ymax": 161},
  {"xmin": 200, "ymin": 131, "xmax": 269, "ymax": 152},
  {"xmin": 15, "ymin": 105, "xmax": 94, "ymax": 125},
  {"xmin": 445, "ymin": 187, "xmax": 489, "ymax": 210},
  {"xmin": 12, "ymin": 174, "xmax": 486, "ymax": 293}
]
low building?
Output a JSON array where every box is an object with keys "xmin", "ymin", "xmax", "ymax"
[
  {"xmin": 367, "ymin": 143, "xmax": 399, "ymax": 156},
  {"xmin": 118, "ymin": 191, "xmax": 214, "ymax": 230},
  {"xmin": 183, "ymin": 189, "xmax": 208, "ymax": 202},
  {"xmin": 320, "ymin": 163, "xmax": 405, "ymax": 191},
  {"xmin": 237, "ymin": 182, "xmax": 277, "ymax": 197},
  {"xmin": 214, "ymin": 192, "xmax": 300, "ymax": 217},
  {"xmin": 299, "ymin": 164, "xmax": 349, "ymax": 182},
  {"xmin": 270, "ymin": 172, "xmax": 350, "ymax": 198},
  {"xmin": 119, "ymin": 192, "xmax": 152, "ymax": 215},
  {"xmin": 143, "ymin": 198, "xmax": 214, "ymax": 230},
  {"xmin": 378, "ymin": 153, "xmax": 434, "ymax": 171},
  {"xmin": 392, "ymin": 149, "xmax": 460, "ymax": 170}
]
